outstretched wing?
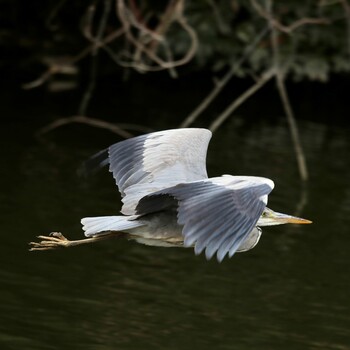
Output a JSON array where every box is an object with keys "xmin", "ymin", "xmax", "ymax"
[
  {"xmin": 85, "ymin": 128, "xmax": 212, "ymax": 215},
  {"xmin": 136, "ymin": 175, "xmax": 274, "ymax": 262}
]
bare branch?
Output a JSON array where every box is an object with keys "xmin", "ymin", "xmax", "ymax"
[
  {"xmin": 148, "ymin": 0, "xmax": 184, "ymax": 52},
  {"xmin": 209, "ymin": 68, "xmax": 276, "ymax": 133},
  {"xmin": 79, "ymin": 0, "xmax": 112, "ymax": 116},
  {"xmin": 71, "ymin": 27, "xmax": 125, "ymax": 63},
  {"xmin": 81, "ymin": 3, "xmax": 97, "ymax": 42},
  {"xmin": 274, "ymin": 76, "xmax": 309, "ymax": 182},
  {"xmin": 286, "ymin": 17, "xmax": 331, "ymax": 32},
  {"xmin": 180, "ymin": 26, "xmax": 270, "ymax": 127},
  {"xmin": 22, "ymin": 27, "xmax": 124, "ymax": 90},
  {"xmin": 45, "ymin": 0, "xmax": 68, "ymax": 30},
  {"xmin": 22, "ymin": 67, "xmax": 60, "ymax": 90},
  {"xmin": 36, "ymin": 115, "xmax": 133, "ymax": 138},
  {"xmin": 267, "ymin": 0, "xmax": 308, "ymax": 182},
  {"xmin": 251, "ymin": 0, "xmax": 330, "ymax": 34},
  {"xmin": 173, "ymin": 10, "xmax": 199, "ymax": 67},
  {"xmin": 206, "ymin": 0, "xmax": 231, "ymax": 34}
]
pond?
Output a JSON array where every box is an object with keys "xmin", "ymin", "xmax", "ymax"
[{"xmin": 1, "ymin": 83, "xmax": 350, "ymax": 350}]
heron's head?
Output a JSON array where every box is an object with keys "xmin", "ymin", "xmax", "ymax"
[{"xmin": 257, "ymin": 208, "xmax": 312, "ymax": 227}]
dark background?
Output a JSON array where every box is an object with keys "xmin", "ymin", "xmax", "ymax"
[{"xmin": 1, "ymin": 1, "xmax": 350, "ymax": 349}]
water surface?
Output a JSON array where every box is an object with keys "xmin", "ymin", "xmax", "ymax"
[{"xmin": 1, "ymin": 94, "xmax": 350, "ymax": 350}]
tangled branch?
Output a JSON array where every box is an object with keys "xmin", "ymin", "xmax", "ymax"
[
  {"xmin": 26, "ymin": 0, "xmax": 198, "ymax": 138},
  {"xmin": 115, "ymin": 0, "xmax": 198, "ymax": 74},
  {"xmin": 23, "ymin": 0, "xmax": 198, "ymax": 90}
]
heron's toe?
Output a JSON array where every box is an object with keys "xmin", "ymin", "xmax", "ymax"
[
  {"xmin": 49, "ymin": 232, "xmax": 67, "ymax": 240},
  {"xmin": 29, "ymin": 233, "xmax": 70, "ymax": 251}
]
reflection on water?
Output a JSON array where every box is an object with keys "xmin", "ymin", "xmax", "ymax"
[{"xmin": 1, "ymin": 115, "xmax": 350, "ymax": 350}]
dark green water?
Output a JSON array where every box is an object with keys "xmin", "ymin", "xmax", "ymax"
[{"xmin": 1, "ymin": 89, "xmax": 350, "ymax": 349}]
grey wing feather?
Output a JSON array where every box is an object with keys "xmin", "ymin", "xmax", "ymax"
[
  {"xmin": 84, "ymin": 128, "xmax": 212, "ymax": 215},
  {"xmin": 136, "ymin": 176, "xmax": 274, "ymax": 262}
]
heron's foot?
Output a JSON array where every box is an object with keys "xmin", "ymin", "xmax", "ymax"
[
  {"xmin": 29, "ymin": 232, "xmax": 71, "ymax": 251},
  {"xmin": 29, "ymin": 231, "xmax": 118, "ymax": 251}
]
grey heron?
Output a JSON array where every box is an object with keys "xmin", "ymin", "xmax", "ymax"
[{"xmin": 30, "ymin": 128, "xmax": 311, "ymax": 262}]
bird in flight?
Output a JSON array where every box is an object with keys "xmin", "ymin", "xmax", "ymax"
[{"xmin": 30, "ymin": 128, "xmax": 311, "ymax": 262}]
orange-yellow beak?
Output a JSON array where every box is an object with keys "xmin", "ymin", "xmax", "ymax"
[{"xmin": 273, "ymin": 212, "xmax": 312, "ymax": 225}]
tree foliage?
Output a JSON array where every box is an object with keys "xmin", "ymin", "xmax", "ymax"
[{"xmin": 2, "ymin": 0, "xmax": 349, "ymax": 85}]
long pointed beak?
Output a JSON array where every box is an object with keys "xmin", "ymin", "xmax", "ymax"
[{"xmin": 274, "ymin": 212, "xmax": 312, "ymax": 224}]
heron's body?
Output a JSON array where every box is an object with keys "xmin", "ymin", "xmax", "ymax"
[
  {"xmin": 78, "ymin": 128, "xmax": 311, "ymax": 262},
  {"xmin": 30, "ymin": 128, "xmax": 311, "ymax": 261},
  {"xmin": 104, "ymin": 203, "xmax": 262, "ymax": 252},
  {"xmin": 126, "ymin": 211, "xmax": 185, "ymax": 247}
]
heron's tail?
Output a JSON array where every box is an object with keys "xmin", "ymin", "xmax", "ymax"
[{"xmin": 81, "ymin": 215, "xmax": 145, "ymax": 237}]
